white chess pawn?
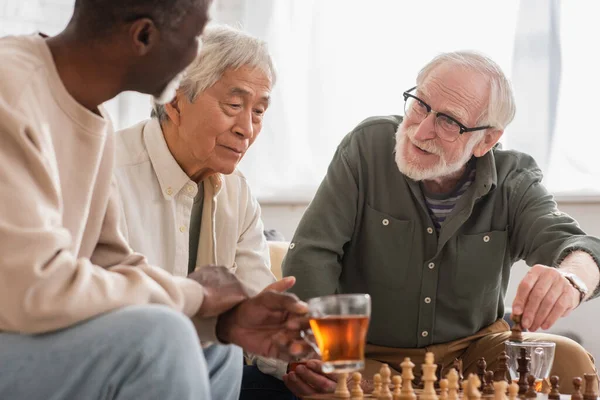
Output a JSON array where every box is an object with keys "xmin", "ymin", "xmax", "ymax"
[
  {"xmin": 440, "ymin": 378, "xmax": 449, "ymax": 400},
  {"xmin": 494, "ymin": 380, "xmax": 509, "ymax": 400},
  {"xmin": 335, "ymin": 372, "xmax": 350, "ymax": 398},
  {"xmin": 373, "ymin": 373, "xmax": 382, "ymax": 397},
  {"xmin": 379, "ymin": 364, "xmax": 393, "ymax": 400},
  {"xmin": 507, "ymin": 382, "xmax": 519, "ymax": 400},
  {"xmin": 392, "ymin": 375, "xmax": 403, "ymax": 399},
  {"xmin": 351, "ymin": 372, "xmax": 364, "ymax": 400}
]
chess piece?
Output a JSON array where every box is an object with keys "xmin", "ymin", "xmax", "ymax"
[
  {"xmin": 493, "ymin": 381, "xmax": 509, "ymax": 400},
  {"xmin": 335, "ymin": 372, "xmax": 351, "ymax": 398},
  {"xmin": 483, "ymin": 370, "xmax": 495, "ymax": 395},
  {"xmin": 421, "ymin": 352, "xmax": 439, "ymax": 400},
  {"xmin": 525, "ymin": 375, "xmax": 537, "ymax": 398},
  {"xmin": 373, "ymin": 373, "xmax": 382, "ymax": 397},
  {"xmin": 516, "ymin": 347, "xmax": 530, "ymax": 395},
  {"xmin": 573, "ymin": 377, "xmax": 584, "ymax": 400},
  {"xmin": 467, "ymin": 373, "xmax": 482, "ymax": 400},
  {"xmin": 392, "ymin": 375, "xmax": 402, "ymax": 399},
  {"xmin": 584, "ymin": 373, "xmax": 598, "ymax": 400},
  {"xmin": 379, "ymin": 364, "xmax": 393, "ymax": 400},
  {"xmin": 399, "ymin": 358, "xmax": 417, "ymax": 400},
  {"xmin": 351, "ymin": 372, "xmax": 364, "ymax": 400},
  {"xmin": 494, "ymin": 352, "xmax": 510, "ymax": 383},
  {"xmin": 453, "ymin": 358, "xmax": 465, "ymax": 389},
  {"xmin": 447, "ymin": 368, "xmax": 460, "ymax": 400},
  {"xmin": 507, "ymin": 382, "xmax": 519, "ymax": 400},
  {"xmin": 440, "ymin": 379, "xmax": 449, "ymax": 400},
  {"xmin": 477, "ymin": 358, "xmax": 488, "ymax": 387},
  {"xmin": 549, "ymin": 375, "xmax": 561, "ymax": 400},
  {"xmin": 510, "ymin": 314, "xmax": 524, "ymax": 342}
]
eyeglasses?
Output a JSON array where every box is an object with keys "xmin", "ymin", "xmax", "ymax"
[{"xmin": 402, "ymin": 86, "xmax": 492, "ymax": 142}]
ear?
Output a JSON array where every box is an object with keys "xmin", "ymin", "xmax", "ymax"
[
  {"xmin": 164, "ymin": 91, "xmax": 183, "ymax": 126},
  {"xmin": 473, "ymin": 129, "xmax": 503, "ymax": 157},
  {"xmin": 129, "ymin": 18, "xmax": 159, "ymax": 56}
]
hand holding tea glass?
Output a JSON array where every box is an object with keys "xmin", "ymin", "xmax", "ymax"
[{"xmin": 283, "ymin": 294, "xmax": 371, "ymax": 397}]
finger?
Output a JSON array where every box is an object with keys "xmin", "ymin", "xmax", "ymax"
[
  {"xmin": 263, "ymin": 276, "xmax": 296, "ymax": 293},
  {"xmin": 541, "ymin": 287, "xmax": 573, "ymax": 330},
  {"xmin": 286, "ymin": 315, "xmax": 310, "ymax": 331},
  {"xmin": 512, "ymin": 267, "xmax": 542, "ymax": 320},
  {"xmin": 296, "ymin": 365, "xmax": 337, "ymax": 393},
  {"xmin": 306, "ymin": 359, "xmax": 339, "ymax": 382},
  {"xmin": 529, "ymin": 281, "xmax": 562, "ymax": 331},
  {"xmin": 522, "ymin": 271, "xmax": 559, "ymax": 330},
  {"xmin": 283, "ymin": 372, "xmax": 317, "ymax": 397},
  {"xmin": 260, "ymin": 291, "xmax": 308, "ymax": 315}
]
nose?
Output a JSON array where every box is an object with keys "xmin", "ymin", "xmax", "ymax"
[
  {"xmin": 412, "ymin": 113, "xmax": 437, "ymax": 142},
  {"xmin": 233, "ymin": 110, "xmax": 254, "ymax": 139}
]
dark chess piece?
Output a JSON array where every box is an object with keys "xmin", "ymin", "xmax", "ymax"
[
  {"xmin": 435, "ymin": 363, "xmax": 443, "ymax": 389},
  {"xmin": 517, "ymin": 347, "xmax": 530, "ymax": 395},
  {"xmin": 477, "ymin": 357, "xmax": 487, "ymax": 386},
  {"xmin": 494, "ymin": 351, "xmax": 511, "ymax": 383},
  {"xmin": 573, "ymin": 377, "xmax": 584, "ymax": 400},
  {"xmin": 549, "ymin": 375, "xmax": 561, "ymax": 400},
  {"xmin": 453, "ymin": 358, "xmax": 464, "ymax": 390},
  {"xmin": 510, "ymin": 314, "xmax": 524, "ymax": 342},
  {"xmin": 483, "ymin": 370, "xmax": 495, "ymax": 395},
  {"xmin": 526, "ymin": 375, "xmax": 537, "ymax": 398},
  {"xmin": 583, "ymin": 373, "xmax": 598, "ymax": 400}
]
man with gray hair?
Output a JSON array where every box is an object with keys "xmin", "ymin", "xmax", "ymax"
[
  {"xmin": 115, "ymin": 25, "xmax": 280, "ymax": 399},
  {"xmin": 252, "ymin": 51, "xmax": 600, "ymax": 399}
]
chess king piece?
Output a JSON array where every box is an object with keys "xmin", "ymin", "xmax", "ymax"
[
  {"xmin": 507, "ymin": 382, "xmax": 519, "ymax": 400},
  {"xmin": 516, "ymin": 347, "xmax": 530, "ymax": 395},
  {"xmin": 399, "ymin": 358, "xmax": 417, "ymax": 400},
  {"xmin": 446, "ymin": 368, "xmax": 460, "ymax": 400},
  {"xmin": 493, "ymin": 381, "xmax": 509, "ymax": 400},
  {"xmin": 392, "ymin": 375, "xmax": 402, "ymax": 399},
  {"xmin": 476, "ymin": 358, "xmax": 487, "ymax": 387},
  {"xmin": 510, "ymin": 314, "xmax": 524, "ymax": 342},
  {"xmin": 483, "ymin": 370, "xmax": 495, "ymax": 395},
  {"xmin": 351, "ymin": 372, "xmax": 364, "ymax": 400},
  {"xmin": 335, "ymin": 372, "xmax": 350, "ymax": 398},
  {"xmin": 420, "ymin": 352, "xmax": 439, "ymax": 400},
  {"xmin": 525, "ymin": 375, "xmax": 537, "ymax": 398},
  {"xmin": 379, "ymin": 364, "xmax": 393, "ymax": 400},
  {"xmin": 548, "ymin": 376, "xmax": 561, "ymax": 400},
  {"xmin": 494, "ymin": 352, "xmax": 510, "ymax": 383},
  {"xmin": 583, "ymin": 373, "xmax": 599, "ymax": 400},
  {"xmin": 573, "ymin": 377, "xmax": 584, "ymax": 400}
]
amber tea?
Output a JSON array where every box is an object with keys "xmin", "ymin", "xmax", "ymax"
[{"xmin": 309, "ymin": 315, "xmax": 369, "ymax": 363}]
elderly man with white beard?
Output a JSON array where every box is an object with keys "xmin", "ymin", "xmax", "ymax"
[{"xmin": 261, "ymin": 51, "xmax": 600, "ymax": 399}]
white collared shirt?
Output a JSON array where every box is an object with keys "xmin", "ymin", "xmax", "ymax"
[{"xmin": 113, "ymin": 118, "xmax": 275, "ymax": 296}]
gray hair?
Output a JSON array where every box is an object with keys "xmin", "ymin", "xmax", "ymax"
[
  {"xmin": 152, "ymin": 25, "xmax": 276, "ymax": 121},
  {"xmin": 416, "ymin": 51, "xmax": 516, "ymax": 130}
]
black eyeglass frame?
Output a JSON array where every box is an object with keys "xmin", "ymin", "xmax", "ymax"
[{"xmin": 402, "ymin": 86, "xmax": 492, "ymax": 135}]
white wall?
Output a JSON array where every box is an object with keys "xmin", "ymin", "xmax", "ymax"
[{"xmin": 260, "ymin": 200, "xmax": 600, "ymax": 365}]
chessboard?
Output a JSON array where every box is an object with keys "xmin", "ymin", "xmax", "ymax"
[{"xmin": 303, "ymin": 350, "xmax": 598, "ymax": 400}]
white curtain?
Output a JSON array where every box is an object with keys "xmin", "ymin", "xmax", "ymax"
[{"xmin": 3, "ymin": 0, "xmax": 599, "ymax": 200}]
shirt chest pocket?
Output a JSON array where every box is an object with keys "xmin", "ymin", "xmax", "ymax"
[
  {"xmin": 453, "ymin": 230, "xmax": 508, "ymax": 299},
  {"xmin": 357, "ymin": 205, "xmax": 414, "ymax": 289}
]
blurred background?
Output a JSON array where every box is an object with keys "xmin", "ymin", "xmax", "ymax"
[{"xmin": 2, "ymin": 0, "xmax": 600, "ymax": 362}]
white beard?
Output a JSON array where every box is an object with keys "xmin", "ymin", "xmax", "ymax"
[
  {"xmin": 153, "ymin": 71, "xmax": 186, "ymax": 105},
  {"xmin": 394, "ymin": 123, "xmax": 481, "ymax": 181}
]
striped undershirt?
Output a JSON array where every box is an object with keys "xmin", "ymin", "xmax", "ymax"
[{"xmin": 422, "ymin": 163, "xmax": 477, "ymax": 233}]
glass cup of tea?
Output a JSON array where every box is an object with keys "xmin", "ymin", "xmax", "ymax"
[
  {"xmin": 300, "ymin": 294, "xmax": 371, "ymax": 374},
  {"xmin": 505, "ymin": 340, "xmax": 556, "ymax": 391}
]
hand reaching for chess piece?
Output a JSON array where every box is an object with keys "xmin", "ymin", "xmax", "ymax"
[{"xmin": 511, "ymin": 261, "xmax": 588, "ymax": 332}]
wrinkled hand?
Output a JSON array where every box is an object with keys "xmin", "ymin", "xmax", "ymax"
[
  {"xmin": 215, "ymin": 277, "xmax": 312, "ymax": 361},
  {"xmin": 512, "ymin": 264, "xmax": 580, "ymax": 331},
  {"xmin": 188, "ymin": 265, "xmax": 249, "ymax": 318},
  {"xmin": 283, "ymin": 360, "xmax": 339, "ymax": 397}
]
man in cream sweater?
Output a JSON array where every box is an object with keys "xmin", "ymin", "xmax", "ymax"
[{"xmin": 0, "ymin": 1, "xmax": 310, "ymax": 399}]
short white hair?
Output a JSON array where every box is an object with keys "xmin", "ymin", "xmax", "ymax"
[
  {"xmin": 416, "ymin": 51, "xmax": 516, "ymax": 130},
  {"xmin": 152, "ymin": 25, "xmax": 276, "ymax": 121}
]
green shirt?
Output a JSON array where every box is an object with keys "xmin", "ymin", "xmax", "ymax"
[{"xmin": 282, "ymin": 115, "xmax": 600, "ymax": 348}]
